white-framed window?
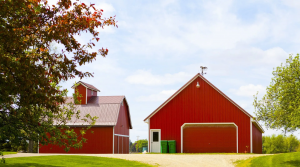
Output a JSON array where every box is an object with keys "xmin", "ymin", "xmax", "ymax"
[{"xmin": 91, "ymin": 90, "xmax": 93, "ymax": 95}]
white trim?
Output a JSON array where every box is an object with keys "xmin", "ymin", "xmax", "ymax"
[
  {"xmin": 150, "ymin": 129, "xmax": 161, "ymax": 153},
  {"xmin": 113, "ymin": 127, "xmax": 115, "ymax": 154},
  {"xmin": 71, "ymin": 81, "xmax": 100, "ymax": 92},
  {"xmin": 85, "ymin": 87, "xmax": 87, "ymax": 104},
  {"xmin": 114, "ymin": 134, "xmax": 130, "ymax": 137},
  {"xmin": 252, "ymin": 119, "xmax": 265, "ymax": 133},
  {"xmin": 250, "ymin": 118, "xmax": 253, "ymax": 153},
  {"xmin": 148, "ymin": 119, "xmax": 150, "ymax": 153},
  {"xmin": 144, "ymin": 73, "xmax": 254, "ymax": 122},
  {"xmin": 181, "ymin": 123, "xmax": 238, "ymax": 153}
]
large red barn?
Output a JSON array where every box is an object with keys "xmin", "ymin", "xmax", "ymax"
[
  {"xmin": 39, "ymin": 81, "xmax": 132, "ymax": 154},
  {"xmin": 144, "ymin": 73, "xmax": 264, "ymax": 153}
]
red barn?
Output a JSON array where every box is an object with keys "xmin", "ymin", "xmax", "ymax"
[
  {"xmin": 39, "ymin": 81, "xmax": 132, "ymax": 154},
  {"xmin": 144, "ymin": 73, "xmax": 264, "ymax": 153}
]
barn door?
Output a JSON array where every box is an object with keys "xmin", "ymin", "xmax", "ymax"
[{"xmin": 182, "ymin": 124, "xmax": 237, "ymax": 153}]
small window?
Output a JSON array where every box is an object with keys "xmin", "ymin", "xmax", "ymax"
[
  {"xmin": 91, "ymin": 91, "xmax": 93, "ymax": 95},
  {"xmin": 153, "ymin": 132, "xmax": 159, "ymax": 142}
]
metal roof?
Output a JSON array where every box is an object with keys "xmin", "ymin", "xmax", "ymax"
[
  {"xmin": 63, "ymin": 96, "xmax": 132, "ymax": 128},
  {"xmin": 71, "ymin": 81, "xmax": 100, "ymax": 92}
]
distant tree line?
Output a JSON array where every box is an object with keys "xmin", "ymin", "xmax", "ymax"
[
  {"xmin": 263, "ymin": 134, "xmax": 300, "ymax": 154},
  {"xmin": 130, "ymin": 139, "xmax": 148, "ymax": 152},
  {"xmin": 0, "ymin": 139, "xmax": 38, "ymax": 153}
]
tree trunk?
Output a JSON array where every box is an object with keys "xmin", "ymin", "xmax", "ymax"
[{"xmin": 28, "ymin": 140, "xmax": 33, "ymax": 153}]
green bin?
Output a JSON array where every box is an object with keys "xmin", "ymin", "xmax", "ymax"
[
  {"xmin": 161, "ymin": 140, "xmax": 168, "ymax": 153},
  {"xmin": 168, "ymin": 140, "xmax": 176, "ymax": 153}
]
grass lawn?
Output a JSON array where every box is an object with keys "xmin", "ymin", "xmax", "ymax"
[
  {"xmin": 235, "ymin": 152, "xmax": 300, "ymax": 167},
  {"xmin": 0, "ymin": 155, "xmax": 154, "ymax": 167},
  {"xmin": 1, "ymin": 152, "xmax": 17, "ymax": 156}
]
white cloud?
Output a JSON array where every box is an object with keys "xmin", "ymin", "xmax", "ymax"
[
  {"xmin": 125, "ymin": 70, "xmax": 193, "ymax": 85},
  {"xmin": 137, "ymin": 90, "xmax": 177, "ymax": 102},
  {"xmin": 229, "ymin": 84, "xmax": 266, "ymax": 97},
  {"xmin": 281, "ymin": 0, "xmax": 300, "ymax": 8}
]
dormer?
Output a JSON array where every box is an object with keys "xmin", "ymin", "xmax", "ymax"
[{"xmin": 71, "ymin": 81, "xmax": 100, "ymax": 105}]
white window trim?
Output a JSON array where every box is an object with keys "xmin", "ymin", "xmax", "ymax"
[
  {"xmin": 181, "ymin": 123, "xmax": 238, "ymax": 153},
  {"xmin": 85, "ymin": 88, "xmax": 87, "ymax": 104},
  {"xmin": 149, "ymin": 129, "xmax": 161, "ymax": 153}
]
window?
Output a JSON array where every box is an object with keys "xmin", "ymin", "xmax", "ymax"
[
  {"xmin": 153, "ymin": 132, "xmax": 159, "ymax": 142},
  {"xmin": 91, "ymin": 90, "xmax": 93, "ymax": 95}
]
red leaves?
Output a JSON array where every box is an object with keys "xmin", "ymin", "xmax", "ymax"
[{"xmin": 96, "ymin": 38, "xmax": 99, "ymax": 42}]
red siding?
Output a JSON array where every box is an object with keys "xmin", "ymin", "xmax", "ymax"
[
  {"xmin": 39, "ymin": 127, "xmax": 113, "ymax": 154},
  {"xmin": 113, "ymin": 99, "xmax": 130, "ymax": 154},
  {"xmin": 183, "ymin": 125, "xmax": 236, "ymax": 153},
  {"xmin": 114, "ymin": 136, "xmax": 129, "ymax": 154},
  {"xmin": 252, "ymin": 123, "xmax": 262, "ymax": 154},
  {"xmin": 150, "ymin": 76, "xmax": 252, "ymax": 153},
  {"xmin": 114, "ymin": 99, "xmax": 130, "ymax": 136},
  {"xmin": 75, "ymin": 84, "xmax": 86, "ymax": 105},
  {"xmin": 87, "ymin": 88, "xmax": 97, "ymax": 103}
]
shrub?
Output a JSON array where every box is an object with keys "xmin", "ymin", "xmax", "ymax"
[{"xmin": 263, "ymin": 134, "xmax": 299, "ymax": 154}]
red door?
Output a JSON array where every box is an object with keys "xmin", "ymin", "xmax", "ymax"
[{"xmin": 183, "ymin": 124, "xmax": 237, "ymax": 153}]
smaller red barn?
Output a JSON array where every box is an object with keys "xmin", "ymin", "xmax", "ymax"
[
  {"xmin": 144, "ymin": 73, "xmax": 264, "ymax": 154},
  {"xmin": 39, "ymin": 81, "xmax": 132, "ymax": 154}
]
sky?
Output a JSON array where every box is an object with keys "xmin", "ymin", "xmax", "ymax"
[{"xmin": 49, "ymin": 0, "xmax": 300, "ymax": 142}]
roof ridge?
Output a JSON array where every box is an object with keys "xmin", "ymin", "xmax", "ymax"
[{"xmin": 144, "ymin": 73, "xmax": 255, "ymax": 121}]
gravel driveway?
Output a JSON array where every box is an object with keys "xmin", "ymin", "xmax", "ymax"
[{"xmin": 4, "ymin": 153, "xmax": 268, "ymax": 167}]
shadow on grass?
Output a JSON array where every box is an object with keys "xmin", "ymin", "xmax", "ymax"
[
  {"xmin": 2, "ymin": 163, "xmax": 61, "ymax": 167},
  {"xmin": 281, "ymin": 160, "xmax": 300, "ymax": 167}
]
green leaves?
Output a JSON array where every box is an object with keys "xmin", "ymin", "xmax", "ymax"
[
  {"xmin": 254, "ymin": 54, "xmax": 300, "ymax": 134},
  {"xmin": 0, "ymin": 0, "xmax": 114, "ymax": 156}
]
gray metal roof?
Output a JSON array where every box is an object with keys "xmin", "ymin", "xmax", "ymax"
[{"xmin": 63, "ymin": 96, "xmax": 132, "ymax": 128}]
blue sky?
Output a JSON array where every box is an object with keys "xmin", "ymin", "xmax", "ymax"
[{"xmin": 50, "ymin": 0, "xmax": 300, "ymax": 142}]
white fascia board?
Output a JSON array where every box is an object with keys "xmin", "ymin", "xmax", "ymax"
[
  {"xmin": 71, "ymin": 82, "xmax": 100, "ymax": 92},
  {"xmin": 251, "ymin": 119, "xmax": 265, "ymax": 133},
  {"xmin": 144, "ymin": 74, "xmax": 253, "ymax": 121}
]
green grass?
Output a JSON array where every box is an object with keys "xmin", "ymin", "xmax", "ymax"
[
  {"xmin": 147, "ymin": 152, "xmax": 252, "ymax": 155},
  {"xmin": 235, "ymin": 152, "xmax": 300, "ymax": 167},
  {"xmin": 0, "ymin": 155, "xmax": 154, "ymax": 167},
  {"xmin": 2, "ymin": 152, "xmax": 17, "ymax": 156}
]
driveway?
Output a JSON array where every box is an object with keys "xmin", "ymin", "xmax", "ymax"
[{"xmin": 4, "ymin": 153, "xmax": 268, "ymax": 167}]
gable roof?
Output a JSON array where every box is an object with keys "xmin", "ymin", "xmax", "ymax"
[
  {"xmin": 71, "ymin": 81, "xmax": 100, "ymax": 92},
  {"xmin": 64, "ymin": 96, "xmax": 132, "ymax": 129},
  {"xmin": 143, "ymin": 73, "xmax": 264, "ymax": 132}
]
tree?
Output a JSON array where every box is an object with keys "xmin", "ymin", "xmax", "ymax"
[
  {"xmin": 136, "ymin": 139, "xmax": 148, "ymax": 152},
  {"xmin": 0, "ymin": 0, "xmax": 117, "ymax": 157},
  {"xmin": 130, "ymin": 142, "xmax": 137, "ymax": 152},
  {"xmin": 253, "ymin": 54, "xmax": 300, "ymax": 135},
  {"xmin": 262, "ymin": 134, "xmax": 299, "ymax": 154}
]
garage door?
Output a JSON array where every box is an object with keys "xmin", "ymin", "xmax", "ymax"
[{"xmin": 182, "ymin": 124, "xmax": 237, "ymax": 153}]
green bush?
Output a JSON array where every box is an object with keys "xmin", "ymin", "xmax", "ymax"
[{"xmin": 263, "ymin": 134, "xmax": 299, "ymax": 154}]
